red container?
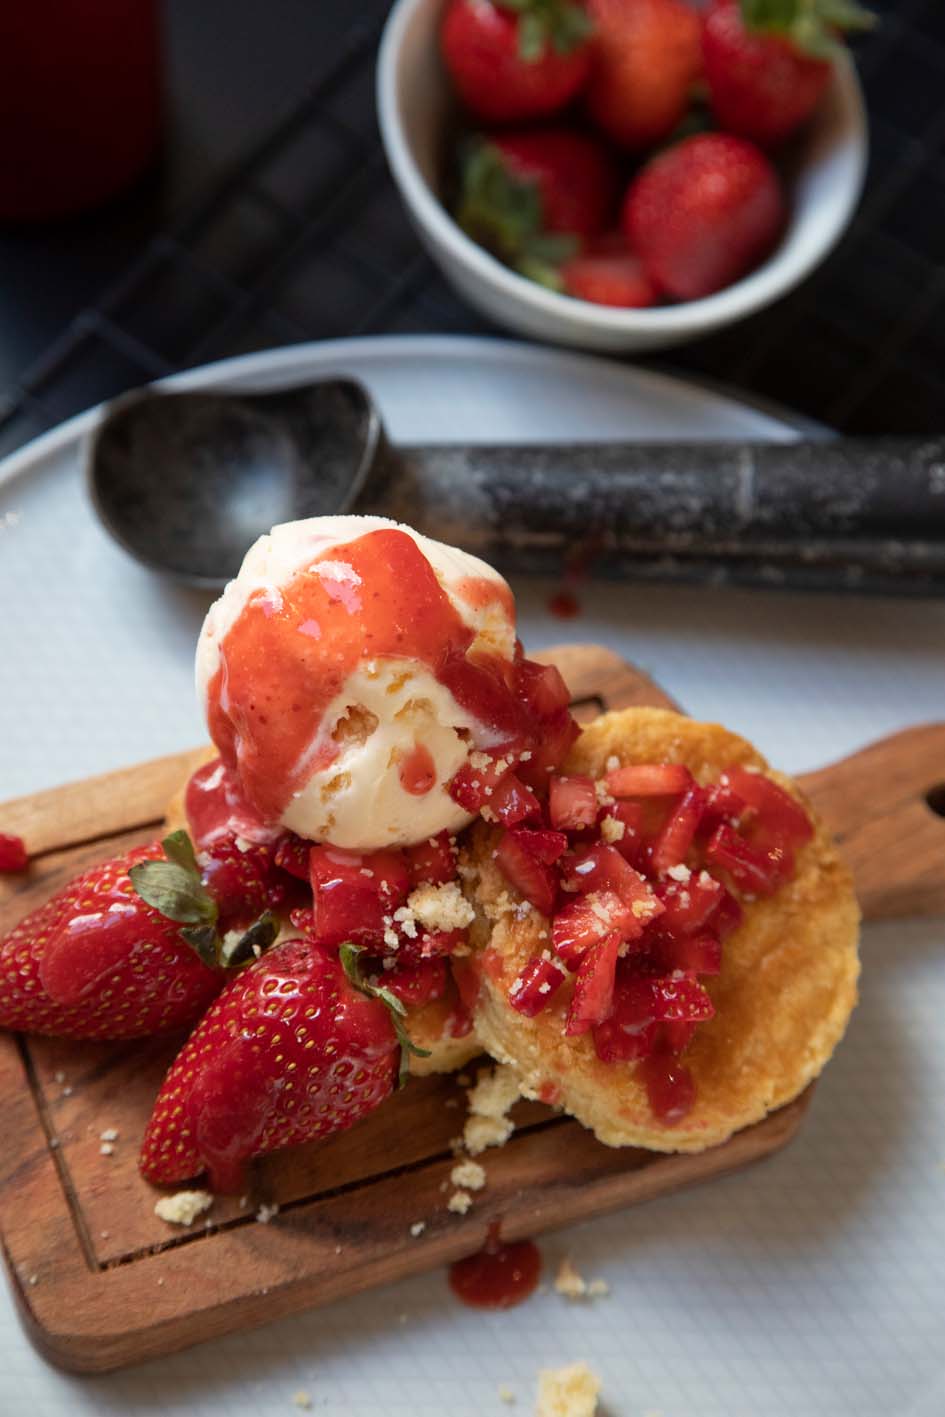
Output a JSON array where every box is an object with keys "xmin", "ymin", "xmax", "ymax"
[{"xmin": 0, "ymin": 1, "xmax": 162, "ymax": 223}]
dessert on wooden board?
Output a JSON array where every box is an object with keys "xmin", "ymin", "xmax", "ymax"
[{"xmin": 0, "ymin": 515, "xmax": 859, "ymax": 1199}]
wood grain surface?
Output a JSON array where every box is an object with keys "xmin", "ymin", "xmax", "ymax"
[{"xmin": 0, "ymin": 644, "xmax": 940, "ymax": 1373}]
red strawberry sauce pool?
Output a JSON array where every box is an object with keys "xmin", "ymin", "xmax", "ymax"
[
  {"xmin": 449, "ymin": 1222, "xmax": 542, "ymax": 1309},
  {"xmin": 206, "ymin": 529, "xmax": 527, "ymax": 822}
]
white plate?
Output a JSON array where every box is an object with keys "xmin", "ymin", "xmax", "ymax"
[{"xmin": 0, "ymin": 335, "xmax": 943, "ymax": 1416}]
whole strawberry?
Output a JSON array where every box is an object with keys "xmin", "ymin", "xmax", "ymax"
[
  {"xmin": 586, "ymin": 0, "xmax": 702, "ymax": 150},
  {"xmin": 0, "ymin": 843, "xmax": 223, "ymax": 1040},
  {"xmin": 702, "ymin": 0, "xmax": 873, "ymax": 148},
  {"xmin": 140, "ymin": 939, "xmax": 425, "ymax": 1191},
  {"xmin": 441, "ymin": 0, "xmax": 593, "ymax": 123},
  {"xmin": 623, "ymin": 132, "xmax": 785, "ymax": 300},
  {"xmin": 561, "ymin": 234, "xmax": 658, "ymax": 307}
]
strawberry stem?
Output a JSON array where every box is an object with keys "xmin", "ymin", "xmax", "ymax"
[
  {"xmin": 339, "ymin": 943, "xmax": 432, "ymax": 1087},
  {"xmin": 497, "ymin": 0, "xmax": 593, "ymax": 61}
]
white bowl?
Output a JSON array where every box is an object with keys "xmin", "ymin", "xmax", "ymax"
[{"xmin": 377, "ymin": 0, "xmax": 868, "ymax": 353}]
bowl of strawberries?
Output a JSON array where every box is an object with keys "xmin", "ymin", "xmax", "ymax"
[{"xmin": 377, "ymin": 0, "xmax": 869, "ymax": 351}]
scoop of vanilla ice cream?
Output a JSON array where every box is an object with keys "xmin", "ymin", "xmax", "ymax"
[{"xmin": 196, "ymin": 515, "xmax": 518, "ymax": 851}]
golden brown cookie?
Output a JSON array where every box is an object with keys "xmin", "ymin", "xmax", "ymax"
[{"xmin": 461, "ymin": 706, "xmax": 860, "ymax": 1152}]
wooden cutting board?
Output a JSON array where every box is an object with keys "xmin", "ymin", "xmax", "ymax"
[{"xmin": 0, "ymin": 644, "xmax": 942, "ymax": 1374}]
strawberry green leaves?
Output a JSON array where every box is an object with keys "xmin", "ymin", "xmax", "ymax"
[
  {"xmin": 499, "ymin": 0, "xmax": 593, "ymax": 62},
  {"xmin": 339, "ymin": 942, "xmax": 432, "ymax": 1087},
  {"xmin": 130, "ymin": 831, "xmax": 278, "ymax": 971},
  {"xmin": 456, "ymin": 142, "xmax": 577, "ymax": 290},
  {"xmin": 740, "ymin": 0, "xmax": 874, "ymax": 59}
]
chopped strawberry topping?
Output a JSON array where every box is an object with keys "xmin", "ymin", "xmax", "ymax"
[
  {"xmin": 552, "ymin": 890, "xmax": 644, "ymax": 968},
  {"xmin": 516, "ymin": 660, "xmax": 571, "ymax": 719},
  {"xmin": 639, "ymin": 1053, "xmax": 696, "ymax": 1126},
  {"xmin": 508, "ymin": 956, "xmax": 566, "ymax": 1016},
  {"xmin": 650, "ymin": 783, "xmax": 707, "ymax": 874},
  {"xmin": 274, "ymin": 832, "xmax": 311, "ymax": 880},
  {"xmin": 565, "ymin": 932, "xmax": 621, "ymax": 1035},
  {"xmin": 381, "ymin": 956, "xmax": 448, "ymax": 1009},
  {"xmin": 549, "ymin": 775, "xmax": 598, "ymax": 831},
  {"xmin": 489, "ymin": 772, "xmax": 542, "ymax": 827},
  {"xmin": 722, "ymin": 767, "xmax": 813, "ymax": 848},
  {"xmin": 653, "ymin": 931, "xmax": 722, "ymax": 976},
  {"xmin": 495, "ymin": 830, "xmax": 559, "ymax": 915},
  {"xmin": 605, "ymin": 763, "xmax": 692, "ymax": 798},
  {"xmin": 405, "ymin": 831, "xmax": 457, "ymax": 887},
  {"xmin": 656, "ymin": 871, "xmax": 723, "ymax": 934},
  {"xmin": 308, "ymin": 846, "xmax": 409, "ymax": 947},
  {"xmin": 704, "ymin": 823, "xmax": 791, "ymax": 896}
]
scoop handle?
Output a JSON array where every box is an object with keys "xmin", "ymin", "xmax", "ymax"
[
  {"xmin": 797, "ymin": 724, "xmax": 945, "ymax": 920},
  {"xmin": 363, "ymin": 436, "xmax": 945, "ymax": 595}
]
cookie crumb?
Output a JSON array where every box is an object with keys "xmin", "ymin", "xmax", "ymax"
[
  {"xmin": 99, "ymin": 1143, "xmax": 115, "ymax": 1157},
  {"xmin": 99, "ymin": 1127, "xmax": 119, "ymax": 1143},
  {"xmin": 535, "ymin": 1362, "xmax": 601, "ymax": 1417},
  {"xmin": 451, "ymin": 1158, "xmax": 486, "ymax": 1191},
  {"xmin": 554, "ymin": 1258, "xmax": 587, "ymax": 1300},
  {"xmin": 447, "ymin": 1190, "xmax": 473, "ymax": 1215},
  {"xmin": 587, "ymin": 1279, "xmax": 609, "ymax": 1298},
  {"xmin": 499, "ymin": 1384, "xmax": 516, "ymax": 1404},
  {"xmin": 291, "ymin": 1391, "xmax": 313, "ymax": 1410},
  {"xmin": 409, "ymin": 1221, "xmax": 426, "ymax": 1238},
  {"xmin": 256, "ymin": 1202, "xmax": 279, "ymax": 1224},
  {"xmin": 154, "ymin": 1190, "xmax": 214, "ymax": 1227},
  {"xmin": 463, "ymin": 1064, "xmax": 520, "ymax": 1156}
]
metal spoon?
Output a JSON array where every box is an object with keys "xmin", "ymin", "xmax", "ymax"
[{"xmin": 87, "ymin": 378, "xmax": 945, "ymax": 596}]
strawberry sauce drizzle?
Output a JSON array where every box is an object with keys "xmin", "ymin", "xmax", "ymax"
[
  {"xmin": 206, "ymin": 529, "xmax": 526, "ymax": 822},
  {"xmin": 399, "ymin": 743, "xmax": 437, "ymax": 796},
  {"xmin": 449, "ymin": 1221, "xmax": 542, "ymax": 1310}
]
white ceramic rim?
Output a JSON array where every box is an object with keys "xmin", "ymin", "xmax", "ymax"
[{"xmin": 377, "ymin": 0, "xmax": 869, "ymax": 336}]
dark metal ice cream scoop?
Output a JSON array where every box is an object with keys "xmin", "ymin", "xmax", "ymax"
[{"xmin": 87, "ymin": 377, "xmax": 945, "ymax": 595}]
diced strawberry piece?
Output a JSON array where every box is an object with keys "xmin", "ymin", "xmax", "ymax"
[
  {"xmin": 516, "ymin": 659, "xmax": 572, "ymax": 719},
  {"xmin": 561, "ymin": 843, "xmax": 663, "ymax": 922},
  {"xmin": 713, "ymin": 890, "xmax": 743, "ymax": 940},
  {"xmin": 274, "ymin": 833, "xmax": 310, "ymax": 880},
  {"xmin": 549, "ymin": 775, "xmax": 598, "ymax": 831},
  {"xmin": 418, "ymin": 928, "xmax": 467, "ymax": 958},
  {"xmin": 639, "ymin": 1053, "xmax": 696, "ymax": 1125},
  {"xmin": 593, "ymin": 1015, "xmax": 663, "ymax": 1063},
  {"xmin": 490, "ymin": 773, "xmax": 542, "ymax": 827},
  {"xmin": 449, "ymin": 755, "xmax": 512, "ymax": 813},
  {"xmin": 495, "ymin": 831, "xmax": 558, "ymax": 915},
  {"xmin": 381, "ymin": 957, "xmax": 447, "ymax": 1010},
  {"xmin": 605, "ymin": 763, "xmax": 693, "ymax": 798},
  {"xmin": 509, "ymin": 828, "xmax": 569, "ymax": 866},
  {"xmin": 309, "ymin": 846, "xmax": 409, "ymax": 947},
  {"xmin": 653, "ymin": 931, "xmax": 722, "ymax": 976},
  {"xmin": 508, "ymin": 956, "xmax": 566, "ymax": 1017},
  {"xmin": 552, "ymin": 890, "xmax": 643, "ymax": 969},
  {"xmin": 565, "ymin": 933, "xmax": 621, "ymax": 1036},
  {"xmin": 657, "ymin": 870, "xmax": 724, "ymax": 934},
  {"xmin": 650, "ymin": 784, "xmax": 707, "ymax": 874},
  {"xmin": 611, "ymin": 973, "xmax": 715, "ymax": 1025},
  {"xmin": 704, "ymin": 824, "xmax": 790, "ymax": 897},
  {"xmin": 722, "ymin": 768, "xmax": 813, "ymax": 848},
  {"xmin": 517, "ymin": 710, "xmax": 581, "ymax": 789},
  {"xmin": 699, "ymin": 782, "xmax": 749, "ymax": 835},
  {"xmin": 0, "ymin": 833, "xmax": 28, "ymax": 873},
  {"xmin": 604, "ymin": 799, "xmax": 645, "ymax": 865},
  {"xmin": 659, "ymin": 1020, "xmax": 697, "ymax": 1055},
  {"xmin": 405, "ymin": 831, "xmax": 457, "ymax": 887}
]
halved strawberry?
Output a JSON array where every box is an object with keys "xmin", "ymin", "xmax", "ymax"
[
  {"xmin": 565, "ymin": 932, "xmax": 621, "ymax": 1035},
  {"xmin": 508, "ymin": 955, "xmax": 566, "ymax": 1016},
  {"xmin": 549, "ymin": 775, "xmax": 598, "ymax": 831},
  {"xmin": 309, "ymin": 846, "xmax": 409, "ymax": 947},
  {"xmin": 495, "ymin": 829, "xmax": 560, "ymax": 915},
  {"xmin": 704, "ymin": 824, "xmax": 790, "ymax": 897},
  {"xmin": 605, "ymin": 763, "xmax": 693, "ymax": 798},
  {"xmin": 405, "ymin": 831, "xmax": 457, "ymax": 887},
  {"xmin": 721, "ymin": 767, "xmax": 813, "ymax": 848},
  {"xmin": 552, "ymin": 889, "xmax": 643, "ymax": 968},
  {"xmin": 650, "ymin": 782, "xmax": 707, "ymax": 874},
  {"xmin": 490, "ymin": 772, "xmax": 542, "ymax": 827}
]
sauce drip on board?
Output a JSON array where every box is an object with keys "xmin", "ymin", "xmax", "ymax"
[
  {"xmin": 449, "ymin": 1221, "xmax": 542, "ymax": 1310},
  {"xmin": 206, "ymin": 529, "xmax": 528, "ymax": 822}
]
